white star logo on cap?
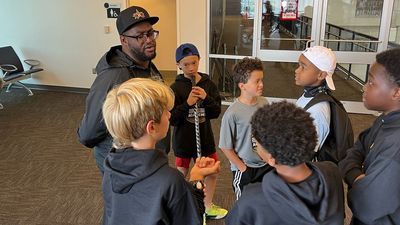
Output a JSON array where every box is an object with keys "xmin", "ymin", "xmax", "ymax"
[{"xmin": 132, "ymin": 9, "xmax": 145, "ymax": 19}]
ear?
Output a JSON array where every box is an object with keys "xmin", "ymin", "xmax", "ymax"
[
  {"xmin": 120, "ymin": 35, "xmax": 128, "ymax": 45},
  {"xmin": 256, "ymin": 144, "xmax": 276, "ymax": 166},
  {"xmin": 317, "ymin": 71, "xmax": 328, "ymax": 81},
  {"xmin": 392, "ymin": 86, "xmax": 400, "ymax": 101},
  {"xmin": 238, "ymin": 82, "xmax": 245, "ymax": 90},
  {"xmin": 145, "ymin": 120, "xmax": 156, "ymax": 135},
  {"xmin": 266, "ymin": 153, "xmax": 276, "ymax": 167},
  {"xmin": 176, "ymin": 63, "xmax": 182, "ymax": 70}
]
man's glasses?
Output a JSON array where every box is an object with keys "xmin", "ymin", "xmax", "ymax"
[{"xmin": 122, "ymin": 30, "xmax": 159, "ymax": 42}]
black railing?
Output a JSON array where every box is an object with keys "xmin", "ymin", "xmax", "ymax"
[{"xmin": 299, "ymin": 16, "xmax": 379, "ymax": 53}]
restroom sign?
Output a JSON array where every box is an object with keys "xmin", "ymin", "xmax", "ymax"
[{"xmin": 105, "ymin": 3, "xmax": 121, "ymax": 18}]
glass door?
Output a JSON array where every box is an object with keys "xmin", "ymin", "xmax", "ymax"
[
  {"xmin": 255, "ymin": 0, "xmax": 327, "ymax": 105},
  {"xmin": 253, "ymin": 0, "xmax": 394, "ymax": 113},
  {"xmin": 209, "ymin": 0, "xmax": 258, "ymax": 101},
  {"xmin": 257, "ymin": 0, "xmax": 319, "ymax": 62},
  {"xmin": 208, "ymin": 0, "xmax": 395, "ymax": 114},
  {"xmin": 316, "ymin": 0, "xmax": 393, "ymax": 113}
]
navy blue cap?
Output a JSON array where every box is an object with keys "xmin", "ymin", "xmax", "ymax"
[
  {"xmin": 175, "ymin": 43, "xmax": 200, "ymax": 62},
  {"xmin": 117, "ymin": 6, "xmax": 159, "ymax": 35}
]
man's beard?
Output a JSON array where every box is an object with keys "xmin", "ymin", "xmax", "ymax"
[{"xmin": 131, "ymin": 45, "xmax": 156, "ymax": 62}]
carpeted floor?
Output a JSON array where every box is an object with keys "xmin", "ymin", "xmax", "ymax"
[{"xmin": 0, "ymin": 86, "xmax": 376, "ymax": 225}]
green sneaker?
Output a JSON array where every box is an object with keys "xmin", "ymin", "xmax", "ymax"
[{"xmin": 205, "ymin": 203, "xmax": 228, "ymax": 220}]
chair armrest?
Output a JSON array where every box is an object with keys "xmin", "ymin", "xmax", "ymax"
[
  {"xmin": 24, "ymin": 59, "xmax": 41, "ymax": 69},
  {"xmin": 0, "ymin": 64, "xmax": 18, "ymax": 77}
]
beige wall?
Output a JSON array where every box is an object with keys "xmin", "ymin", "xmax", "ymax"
[
  {"xmin": 130, "ymin": 0, "xmax": 208, "ymax": 72},
  {"xmin": 130, "ymin": 0, "xmax": 177, "ymax": 71},
  {"xmin": 0, "ymin": 0, "xmax": 208, "ymax": 88},
  {"xmin": 177, "ymin": 0, "xmax": 208, "ymax": 72},
  {"xmin": 0, "ymin": 0, "xmax": 126, "ymax": 88}
]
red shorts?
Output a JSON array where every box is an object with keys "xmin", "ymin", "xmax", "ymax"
[{"xmin": 175, "ymin": 152, "xmax": 218, "ymax": 169}]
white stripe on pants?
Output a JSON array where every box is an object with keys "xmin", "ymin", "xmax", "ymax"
[{"xmin": 233, "ymin": 170, "xmax": 243, "ymax": 200}]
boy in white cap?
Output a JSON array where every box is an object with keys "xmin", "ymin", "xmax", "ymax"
[{"xmin": 294, "ymin": 46, "xmax": 337, "ymax": 152}]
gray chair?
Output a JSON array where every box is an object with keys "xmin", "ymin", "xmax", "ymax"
[{"xmin": 0, "ymin": 46, "xmax": 43, "ymax": 108}]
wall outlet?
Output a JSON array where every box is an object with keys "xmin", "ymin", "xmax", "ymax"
[
  {"xmin": 104, "ymin": 25, "xmax": 110, "ymax": 34},
  {"xmin": 92, "ymin": 68, "xmax": 96, "ymax": 74}
]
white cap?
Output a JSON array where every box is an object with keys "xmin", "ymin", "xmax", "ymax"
[{"xmin": 302, "ymin": 46, "xmax": 337, "ymax": 90}]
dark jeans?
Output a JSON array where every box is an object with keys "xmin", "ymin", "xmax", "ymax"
[{"xmin": 94, "ymin": 128, "xmax": 171, "ymax": 175}]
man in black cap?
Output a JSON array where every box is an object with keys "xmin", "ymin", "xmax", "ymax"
[{"xmin": 78, "ymin": 6, "xmax": 170, "ymax": 174}]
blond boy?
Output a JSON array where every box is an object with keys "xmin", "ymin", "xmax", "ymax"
[{"xmin": 102, "ymin": 78, "xmax": 220, "ymax": 225}]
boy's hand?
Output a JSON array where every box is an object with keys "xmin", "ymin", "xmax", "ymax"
[
  {"xmin": 238, "ymin": 164, "xmax": 247, "ymax": 172},
  {"xmin": 189, "ymin": 157, "xmax": 221, "ymax": 181},
  {"xmin": 187, "ymin": 90, "xmax": 200, "ymax": 106},
  {"xmin": 191, "ymin": 87, "xmax": 207, "ymax": 100}
]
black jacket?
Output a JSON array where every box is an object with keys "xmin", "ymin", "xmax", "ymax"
[
  {"xmin": 339, "ymin": 110, "xmax": 400, "ymax": 225},
  {"xmin": 226, "ymin": 162, "xmax": 344, "ymax": 225},
  {"xmin": 102, "ymin": 148, "xmax": 203, "ymax": 225},
  {"xmin": 77, "ymin": 45, "xmax": 162, "ymax": 148},
  {"xmin": 170, "ymin": 73, "xmax": 221, "ymax": 158}
]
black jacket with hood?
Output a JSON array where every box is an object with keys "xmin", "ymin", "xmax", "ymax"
[
  {"xmin": 225, "ymin": 162, "xmax": 344, "ymax": 225},
  {"xmin": 170, "ymin": 73, "xmax": 221, "ymax": 158},
  {"xmin": 77, "ymin": 45, "xmax": 162, "ymax": 148},
  {"xmin": 102, "ymin": 147, "xmax": 203, "ymax": 225},
  {"xmin": 339, "ymin": 110, "xmax": 400, "ymax": 225}
]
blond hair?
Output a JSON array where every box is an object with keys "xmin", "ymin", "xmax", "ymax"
[{"xmin": 102, "ymin": 78, "xmax": 174, "ymax": 148}]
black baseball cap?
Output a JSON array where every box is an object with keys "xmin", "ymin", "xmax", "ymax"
[{"xmin": 116, "ymin": 6, "xmax": 159, "ymax": 35}]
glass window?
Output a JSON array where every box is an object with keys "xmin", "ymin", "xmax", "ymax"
[
  {"xmin": 260, "ymin": 0, "xmax": 314, "ymax": 51},
  {"xmin": 209, "ymin": 58, "xmax": 239, "ymax": 101},
  {"xmin": 389, "ymin": 0, "xmax": 400, "ymax": 48},
  {"xmin": 210, "ymin": 0, "xmax": 254, "ymax": 56},
  {"xmin": 338, "ymin": 63, "xmax": 369, "ymax": 85},
  {"xmin": 241, "ymin": 0, "xmax": 256, "ymax": 19},
  {"xmin": 324, "ymin": 0, "xmax": 383, "ymax": 52},
  {"xmin": 210, "ymin": 58, "xmax": 363, "ymax": 101}
]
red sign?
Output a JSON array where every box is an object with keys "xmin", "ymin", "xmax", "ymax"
[{"xmin": 280, "ymin": 0, "xmax": 298, "ymax": 21}]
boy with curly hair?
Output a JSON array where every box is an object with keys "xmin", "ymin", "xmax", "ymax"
[
  {"xmin": 226, "ymin": 101, "xmax": 344, "ymax": 225},
  {"xmin": 339, "ymin": 48, "xmax": 400, "ymax": 225},
  {"xmin": 219, "ymin": 57, "xmax": 271, "ymax": 199}
]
